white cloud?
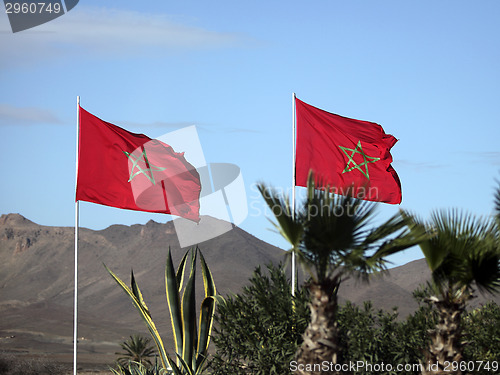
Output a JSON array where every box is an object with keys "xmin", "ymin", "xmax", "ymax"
[
  {"xmin": 120, "ymin": 120, "xmax": 199, "ymax": 130},
  {"xmin": 393, "ymin": 160, "xmax": 447, "ymax": 171},
  {"xmin": 0, "ymin": 6, "xmax": 249, "ymax": 67},
  {"xmin": 0, "ymin": 103, "xmax": 63, "ymax": 126},
  {"xmin": 118, "ymin": 120, "xmax": 261, "ymax": 134},
  {"xmin": 466, "ymin": 151, "xmax": 500, "ymax": 167}
]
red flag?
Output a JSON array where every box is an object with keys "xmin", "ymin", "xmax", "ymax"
[
  {"xmin": 76, "ymin": 107, "xmax": 201, "ymax": 221},
  {"xmin": 295, "ymin": 97, "xmax": 402, "ymax": 204}
]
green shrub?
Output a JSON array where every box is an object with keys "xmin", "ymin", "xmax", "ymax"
[
  {"xmin": 462, "ymin": 301, "xmax": 500, "ymax": 374},
  {"xmin": 0, "ymin": 353, "xmax": 66, "ymax": 375},
  {"xmin": 209, "ymin": 264, "xmax": 309, "ymax": 375},
  {"xmin": 337, "ymin": 301, "xmax": 432, "ymax": 375}
]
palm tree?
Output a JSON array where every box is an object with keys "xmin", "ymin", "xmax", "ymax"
[
  {"xmin": 259, "ymin": 174, "xmax": 425, "ymax": 375},
  {"xmin": 403, "ymin": 188, "xmax": 500, "ymax": 375},
  {"xmin": 116, "ymin": 334, "xmax": 157, "ymax": 367},
  {"xmin": 495, "ymin": 181, "xmax": 500, "ymax": 225}
]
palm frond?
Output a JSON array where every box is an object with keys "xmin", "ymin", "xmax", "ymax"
[
  {"xmin": 401, "ymin": 210, "xmax": 447, "ymax": 272},
  {"xmin": 468, "ymin": 247, "xmax": 500, "ymax": 294},
  {"xmin": 494, "ymin": 179, "xmax": 500, "ymax": 225},
  {"xmin": 260, "ymin": 172, "xmax": 429, "ymax": 283},
  {"xmin": 410, "ymin": 208, "xmax": 500, "ymax": 296},
  {"xmin": 302, "ymin": 177, "xmax": 424, "ymax": 280},
  {"xmin": 257, "ymin": 182, "xmax": 303, "ymax": 250},
  {"xmin": 463, "ymin": 225, "xmax": 500, "ymax": 295},
  {"xmin": 366, "ymin": 211, "xmax": 430, "ymax": 266}
]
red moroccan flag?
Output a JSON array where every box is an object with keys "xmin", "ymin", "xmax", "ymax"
[
  {"xmin": 76, "ymin": 107, "xmax": 201, "ymax": 221},
  {"xmin": 295, "ymin": 97, "xmax": 402, "ymax": 204}
]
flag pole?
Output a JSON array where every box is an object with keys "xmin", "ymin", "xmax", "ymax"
[
  {"xmin": 73, "ymin": 96, "xmax": 80, "ymax": 375},
  {"xmin": 291, "ymin": 92, "xmax": 297, "ymax": 296}
]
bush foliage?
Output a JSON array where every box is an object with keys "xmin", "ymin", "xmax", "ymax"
[
  {"xmin": 0, "ymin": 353, "xmax": 66, "ymax": 375},
  {"xmin": 209, "ymin": 264, "xmax": 309, "ymax": 375},
  {"xmin": 210, "ymin": 264, "xmax": 500, "ymax": 375}
]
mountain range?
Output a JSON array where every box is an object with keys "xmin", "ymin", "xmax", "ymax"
[{"xmin": 0, "ymin": 213, "xmax": 498, "ymax": 369}]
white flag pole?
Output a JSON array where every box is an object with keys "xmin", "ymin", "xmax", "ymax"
[
  {"xmin": 291, "ymin": 92, "xmax": 297, "ymax": 296},
  {"xmin": 73, "ymin": 96, "xmax": 80, "ymax": 375}
]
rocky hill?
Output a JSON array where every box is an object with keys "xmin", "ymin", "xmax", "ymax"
[
  {"xmin": 0, "ymin": 213, "xmax": 285, "ymax": 367},
  {"xmin": 0, "ymin": 213, "xmax": 498, "ymax": 369}
]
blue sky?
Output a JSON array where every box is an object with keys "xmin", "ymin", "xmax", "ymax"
[{"xmin": 1, "ymin": 0, "xmax": 499, "ymax": 267}]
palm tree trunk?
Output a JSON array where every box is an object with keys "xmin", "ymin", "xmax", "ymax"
[
  {"xmin": 295, "ymin": 280, "xmax": 341, "ymax": 375},
  {"xmin": 421, "ymin": 297, "xmax": 466, "ymax": 375}
]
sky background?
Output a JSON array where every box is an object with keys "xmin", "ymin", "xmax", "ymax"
[{"xmin": 1, "ymin": 0, "xmax": 499, "ymax": 268}]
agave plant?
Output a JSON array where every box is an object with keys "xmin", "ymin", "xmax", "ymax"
[
  {"xmin": 110, "ymin": 359, "xmax": 169, "ymax": 375},
  {"xmin": 106, "ymin": 246, "xmax": 218, "ymax": 375}
]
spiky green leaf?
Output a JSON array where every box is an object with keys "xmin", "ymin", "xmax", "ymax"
[
  {"xmin": 181, "ymin": 249, "xmax": 197, "ymax": 367},
  {"xmin": 104, "ymin": 265, "xmax": 169, "ymax": 371},
  {"xmin": 176, "ymin": 353, "xmax": 195, "ymax": 375},
  {"xmin": 130, "ymin": 271, "xmax": 151, "ymax": 319},
  {"xmin": 165, "ymin": 249, "xmax": 183, "ymax": 355},
  {"xmin": 166, "ymin": 354, "xmax": 184, "ymax": 375},
  {"xmin": 199, "ymin": 247, "xmax": 216, "ymax": 298},
  {"xmin": 196, "ymin": 296, "xmax": 216, "ymax": 369},
  {"xmin": 176, "ymin": 248, "xmax": 191, "ymax": 291}
]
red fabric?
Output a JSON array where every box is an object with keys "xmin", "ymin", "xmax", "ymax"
[
  {"xmin": 295, "ymin": 97, "xmax": 402, "ymax": 204},
  {"xmin": 76, "ymin": 107, "xmax": 201, "ymax": 221}
]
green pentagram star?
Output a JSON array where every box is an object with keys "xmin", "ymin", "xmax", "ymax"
[
  {"xmin": 123, "ymin": 148, "xmax": 167, "ymax": 185},
  {"xmin": 338, "ymin": 140, "xmax": 380, "ymax": 180}
]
